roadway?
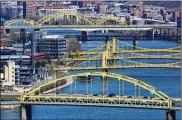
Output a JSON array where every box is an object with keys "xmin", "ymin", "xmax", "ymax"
[
  {"xmin": 53, "ymin": 64, "xmax": 181, "ymax": 71},
  {"xmin": 1, "ymin": 101, "xmax": 180, "ymax": 111},
  {"xmin": 2, "ymin": 94, "xmax": 181, "ymax": 111},
  {"xmin": 70, "ymin": 49, "xmax": 181, "ymax": 55},
  {"xmin": 2, "ymin": 24, "xmax": 177, "ymax": 30},
  {"xmin": 51, "ymin": 55, "xmax": 181, "ymax": 62},
  {"xmin": 21, "ymin": 102, "xmax": 181, "ymax": 111}
]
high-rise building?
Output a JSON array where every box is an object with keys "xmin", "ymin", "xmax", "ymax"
[
  {"xmin": 26, "ymin": 2, "xmax": 44, "ymax": 19},
  {"xmin": 37, "ymin": 35, "xmax": 66, "ymax": 59},
  {"xmin": 2, "ymin": 61, "xmax": 15, "ymax": 87},
  {"xmin": 1, "ymin": 55, "xmax": 33, "ymax": 84},
  {"xmin": 17, "ymin": 1, "xmax": 26, "ymax": 18},
  {"xmin": 1, "ymin": 5, "xmax": 23, "ymax": 20},
  {"xmin": 22, "ymin": 1, "xmax": 26, "ymax": 18},
  {"xmin": 71, "ymin": 1, "xmax": 83, "ymax": 8}
]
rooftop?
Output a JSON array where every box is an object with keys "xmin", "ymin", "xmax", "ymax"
[
  {"xmin": 6, "ymin": 60, "xmax": 15, "ymax": 64},
  {"xmin": 13, "ymin": 44, "xmax": 23, "ymax": 48},
  {"xmin": 42, "ymin": 35, "xmax": 65, "ymax": 39},
  {"xmin": 1, "ymin": 55, "xmax": 31, "ymax": 59}
]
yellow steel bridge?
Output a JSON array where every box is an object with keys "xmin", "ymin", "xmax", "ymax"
[
  {"xmin": 20, "ymin": 72, "xmax": 180, "ymax": 110},
  {"xmin": 1, "ymin": 72, "xmax": 181, "ymax": 110},
  {"xmin": 1, "ymin": 72, "xmax": 181, "ymax": 120},
  {"xmin": 4, "ymin": 12, "xmax": 126, "ymax": 26},
  {"xmin": 52, "ymin": 38, "xmax": 181, "ymax": 71}
]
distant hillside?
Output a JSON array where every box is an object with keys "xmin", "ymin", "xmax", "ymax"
[{"xmin": 144, "ymin": 1, "xmax": 181, "ymax": 10}]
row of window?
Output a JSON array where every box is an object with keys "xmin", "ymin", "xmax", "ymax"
[
  {"xmin": 38, "ymin": 41, "xmax": 66, "ymax": 43},
  {"xmin": 38, "ymin": 44, "xmax": 66, "ymax": 47},
  {"xmin": 38, "ymin": 47, "xmax": 66, "ymax": 50},
  {"xmin": 38, "ymin": 45, "xmax": 66, "ymax": 48}
]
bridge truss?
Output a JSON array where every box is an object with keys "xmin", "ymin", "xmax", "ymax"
[
  {"xmin": 21, "ymin": 72, "xmax": 180, "ymax": 110},
  {"xmin": 52, "ymin": 38, "xmax": 181, "ymax": 71},
  {"xmin": 4, "ymin": 12, "xmax": 126, "ymax": 26}
]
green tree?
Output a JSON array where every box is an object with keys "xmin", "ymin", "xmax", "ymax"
[
  {"xmin": 75, "ymin": 50, "xmax": 80, "ymax": 58},
  {"xmin": 35, "ymin": 60, "xmax": 41, "ymax": 68},
  {"xmin": 40, "ymin": 60, "xmax": 48, "ymax": 67},
  {"xmin": 45, "ymin": 54, "xmax": 51, "ymax": 64}
]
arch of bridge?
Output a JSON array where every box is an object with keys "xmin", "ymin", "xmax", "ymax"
[
  {"xmin": 4, "ymin": 13, "xmax": 128, "ymax": 26},
  {"xmin": 24, "ymin": 72, "xmax": 169, "ymax": 100},
  {"xmin": 4, "ymin": 19, "xmax": 35, "ymax": 26},
  {"xmin": 36, "ymin": 12, "xmax": 95, "ymax": 26}
]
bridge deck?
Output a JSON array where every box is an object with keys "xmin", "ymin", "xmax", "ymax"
[
  {"xmin": 2, "ymin": 25, "xmax": 177, "ymax": 29},
  {"xmin": 54, "ymin": 65, "xmax": 181, "ymax": 71},
  {"xmin": 1, "ymin": 101, "xmax": 180, "ymax": 111},
  {"xmin": 2, "ymin": 94, "xmax": 181, "ymax": 111},
  {"xmin": 21, "ymin": 102, "xmax": 181, "ymax": 111},
  {"xmin": 52, "ymin": 56, "xmax": 181, "ymax": 62}
]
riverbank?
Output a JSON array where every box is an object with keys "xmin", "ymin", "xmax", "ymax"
[
  {"xmin": 43, "ymin": 78, "xmax": 73, "ymax": 94},
  {"xmin": 1, "ymin": 105, "xmax": 20, "ymax": 109},
  {"xmin": 1, "ymin": 71, "xmax": 74, "ymax": 110}
]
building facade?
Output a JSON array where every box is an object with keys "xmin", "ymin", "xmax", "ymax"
[
  {"xmin": 37, "ymin": 35, "xmax": 66, "ymax": 59},
  {"xmin": 1, "ymin": 2, "xmax": 23, "ymax": 20},
  {"xmin": 1, "ymin": 55, "xmax": 32, "ymax": 84},
  {"xmin": 37, "ymin": 8, "xmax": 77, "ymax": 17},
  {"xmin": 1, "ymin": 61, "xmax": 16, "ymax": 88},
  {"xmin": 0, "ymin": 40, "xmax": 6, "ymax": 49}
]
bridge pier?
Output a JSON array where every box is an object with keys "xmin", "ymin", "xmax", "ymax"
[
  {"xmin": 105, "ymin": 40, "xmax": 110, "ymax": 52},
  {"xmin": 81, "ymin": 31, "xmax": 88, "ymax": 41},
  {"xmin": 20, "ymin": 104, "xmax": 32, "ymax": 120},
  {"xmin": 146, "ymin": 30, "xmax": 154, "ymax": 39},
  {"xmin": 133, "ymin": 38, "xmax": 138, "ymax": 50},
  {"xmin": 166, "ymin": 110, "xmax": 176, "ymax": 120}
]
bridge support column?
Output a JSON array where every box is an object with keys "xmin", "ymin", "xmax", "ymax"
[
  {"xmin": 105, "ymin": 41, "xmax": 110, "ymax": 52},
  {"xmin": 159, "ymin": 28, "xmax": 162, "ymax": 39},
  {"xmin": 20, "ymin": 104, "xmax": 32, "ymax": 120},
  {"xmin": 112, "ymin": 38, "xmax": 116, "ymax": 53},
  {"xmin": 81, "ymin": 31, "xmax": 88, "ymax": 41},
  {"xmin": 133, "ymin": 38, "xmax": 138, "ymax": 50},
  {"xmin": 146, "ymin": 30, "xmax": 154, "ymax": 39},
  {"xmin": 102, "ymin": 52, "xmax": 107, "ymax": 68},
  {"xmin": 167, "ymin": 28, "xmax": 170, "ymax": 40},
  {"xmin": 166, "ymin": 110, "xmax": 176, "ymax": 120}
]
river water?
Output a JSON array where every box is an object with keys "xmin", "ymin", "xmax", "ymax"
[{"xmin": 1, "ymin": 30, "xmax": 181, "ymax": 120}]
